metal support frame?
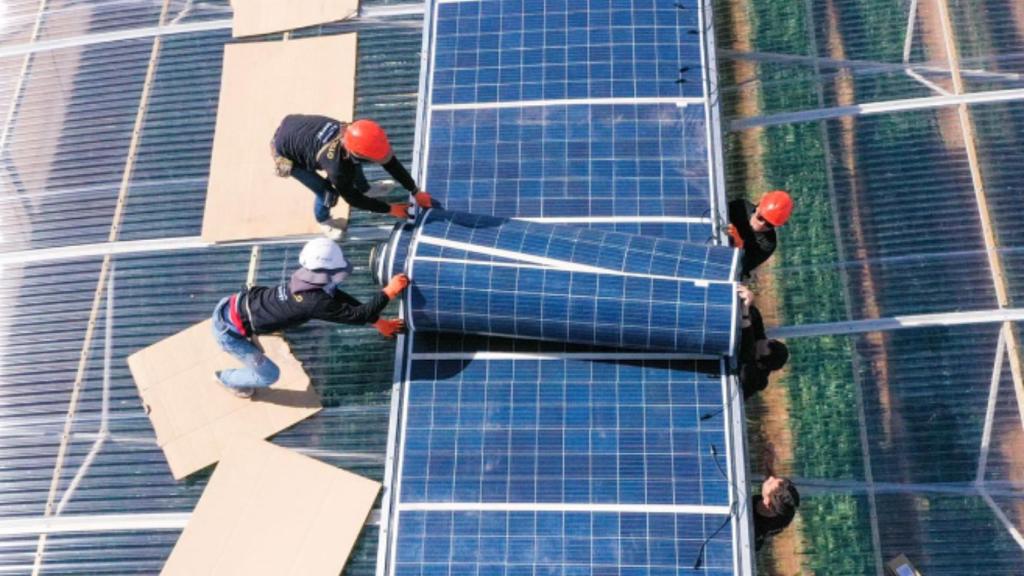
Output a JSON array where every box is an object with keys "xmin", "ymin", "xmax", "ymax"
[
  {"xmin": 932, "ymin": 0, "xmax": 1024, "ymax": 439},
  {"xmin": 730, "ymin": 87, "xmax": 1024, "ymax": 131},
  {"xmin": 797, "ymin": 0, "xmax": 885, "ymax": 570},
  {"xmin": 31, "ymin": 2, "xmax": 173, "ymax": 571}
]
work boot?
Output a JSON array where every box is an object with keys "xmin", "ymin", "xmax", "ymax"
[
  {"xmin": 319, "ymin": 217, "xmax": 348, "ymax": 241},
  {"xmin": 213, "ymin": 372, "xmax": 254, "ymax": 399}
]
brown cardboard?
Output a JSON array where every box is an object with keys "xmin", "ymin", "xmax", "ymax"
[
  {"xmin": 128, "ymin": 321, "xmax": 321, "ymax": 479},
  {"xmin": 161, "ymin": 439, "xmax": 380, "ymax": 576},
  {"xmin": 231, "ymin": 0, "xmax": 360, "ymax": 38},
  {"xmin": 201, "ymin": 35, "xmax": 356, "ymax": 243}
]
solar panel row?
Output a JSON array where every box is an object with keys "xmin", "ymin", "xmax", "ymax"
[{"xmin": 384, "ymin": 0, "xmax": 742, "ymax": 573}]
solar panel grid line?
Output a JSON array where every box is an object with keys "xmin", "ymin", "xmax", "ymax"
[
  {"xmin": 430, "ymin": 96, "xmax": 705, "ymax": 111},
  {"xmin": 414, "ymin": 235, "xmax": 734, "ymax": 285},
  {"xmin": 398, "ymin": 502, "xmax": 731, "ymax": 515},
  {"xmin": 410, "ymin": 351, "xmax": 721, "ymax": 361},
  {"xmin": 518, "ymin": 215, "xmax": 711, "ymax": 224},
  {"xmin": 415, "ymin": 210, "xmax": 737, "ymax": 282}
]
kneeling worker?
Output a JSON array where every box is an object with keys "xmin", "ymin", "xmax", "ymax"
[
  {"xmin": 211, "ymin": 238, "xmax": 409, "ymax": 397},
  {"xmin": 737, "ymin": 285, "xmax": 789, "ymax": 399},
  {"xmin": 271, "ymin": 114, "xmax": 433, "ymax": 238},
  {"xmin": 727, "ymin": 190, "xmax": 793, "ymax": 280}
]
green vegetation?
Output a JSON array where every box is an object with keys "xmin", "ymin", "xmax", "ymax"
[{"xmin": 716, "ymin": 0, "xmax": 877, "ymax": 572}]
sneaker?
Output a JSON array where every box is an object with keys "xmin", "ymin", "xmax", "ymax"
[
  {"xmin": 213, "ymin": 372, "xmax": 254, "ymax": 399},
  {"xmin": 319, "ymin": 217, "xmax": 348, "ymax": 241}
]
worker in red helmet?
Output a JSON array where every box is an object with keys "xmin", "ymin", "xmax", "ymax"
[
  {"xmin": 726, "ymin": 190, "xmax": 793, "ymax": 280},
  {"xmin": 271, "ymin": 114, "xmax": 432, "ymax": 238}
]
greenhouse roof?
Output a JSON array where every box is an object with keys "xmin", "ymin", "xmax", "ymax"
[{"xmin": 0, "ymin": 0, "xmax": 1022, "ymax": 574}]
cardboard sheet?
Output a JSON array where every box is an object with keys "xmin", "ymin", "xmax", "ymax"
[
  {"xmin": 202, "ymin": 34, "xmax": 356, "ymax": 243},
  {"xmin": 231, "ymin": 0, "xmax": 360, "ymax": 38},
  {"xmin": 128, "ymin": 321, "xmax": 321, "ymax": 480},
  {"xmin": 162, "ymin": 439, "xmax": 380, "ymax": 576}
]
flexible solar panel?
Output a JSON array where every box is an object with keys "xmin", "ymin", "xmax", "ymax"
[
  {"xmin": 380, "ymin": 0, "xmax": 750, "ymax": 573},
  {"xmin": 374, "ymin": 210, "xmax": 739, "ymax": 354}
]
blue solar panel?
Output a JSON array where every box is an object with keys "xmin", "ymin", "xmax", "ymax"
[
  {"xmin": 431, "ymin": 0, "xmax": 703, "ymax": 104},
  {"xmin": 425, "ymin": 103, "xmax": 712, "ymax": 227},
  {"xmin": 394, "ymin": 510, "xmax": 735, "ymax": 576},
  {"xmin": 409, "ymin": 261, "xmax": 735, "ymax": 353},
  {"xmin": 375, "ymin": 211, "xmax": 739, "ymax": 353},
  {"xmin": 401, "ymin": 357, "xmax": 729, "ymax": 505}
]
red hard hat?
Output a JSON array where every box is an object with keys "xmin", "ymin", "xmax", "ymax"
[
  {"xmin": 758, "ymin": 190, "xmax": 793, "ymax": 227},
  {"xmin": 343, "ymin": 119, "xmax": 392, "ymax": 163}
]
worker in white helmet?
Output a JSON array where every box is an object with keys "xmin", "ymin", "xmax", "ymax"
[{"xmin": 210, "ymin": 238, "xmax": 409, "ymax": 397}]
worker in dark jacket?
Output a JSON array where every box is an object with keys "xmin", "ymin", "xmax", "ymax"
[
  {"xmin": 211, "ymin": 238, "xmax": 409, "ymax": 397},
  {"xmin": 271, "ymin": 114, "xmax": 433, "ymax": 239},
  {"xmin": 737, "ymin": 285, "xmax": 789, "ymax": 399},
  {"xmin": 753, "ymin": 442, "xmax": 800, "ymax": 551},
  {"xmin": 727, "ymin": 190, "xmax": 793, "ymax": 279}
]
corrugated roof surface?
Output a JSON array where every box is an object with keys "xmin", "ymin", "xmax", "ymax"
[
  {"xmin": 0, "ymin": 3, "xmax": 423, "ymax": 574},
  {"xmin": 716, "ymin": 0, "xmax": 1024, "ymax": 572}
]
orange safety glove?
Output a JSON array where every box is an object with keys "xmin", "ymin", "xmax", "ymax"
[
  {"xmin": 383, "ymin": 273, "xmax": 410, "ymax": 299},
  {"xmin": 414, "ymin": 191, "xmax": 433, "ymax": 209},
  {"xmin": 389, "ymin": 203, "xmax": 411, "ymax": 219},
  {"xmin": 726, "ymin": 224, "xmax": 744, "ymax": 248},
  {"xmin": 374, "ymin": 318, "xmax": 406, "ymax": 338}
]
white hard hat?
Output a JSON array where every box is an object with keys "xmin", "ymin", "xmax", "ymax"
[{"xmin": 299, "ymin": 238, "xmax": 349, "ymax": 271}]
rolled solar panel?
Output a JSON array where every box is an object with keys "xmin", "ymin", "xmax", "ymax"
[{"xmin": 372, "ymin": 210, "xmax": 740, "ymax": 355}]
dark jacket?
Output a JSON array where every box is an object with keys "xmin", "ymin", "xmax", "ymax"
[
  {"xmin": 738, "ymin": 305, "xmax": 769, "ymax": 399},
  {"xmin": 728, "ymin": 199, "xmax": 777, "ymax": 279},
  {"xmin": 273, "ymin": 114, "xmax": 418, "ymax": 213},
  {"xmin": 240, "ymin": 268, "xmax": 390, "ymax": 334},
  {"xmin": 752, "ymin": 494, "xmax": 795, "ymax": 551}
]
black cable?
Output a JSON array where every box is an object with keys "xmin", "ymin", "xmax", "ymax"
[
  {"xmin": 692, "ymin": 511, "xmax": 733, "ymax": 570},
  {"xmin": 699, "ymin": 405, "xmax": 725, "ymax": 421},
  {"xmin": 691, "ymin": 444, "xmax": 737, "ymax": 570}
]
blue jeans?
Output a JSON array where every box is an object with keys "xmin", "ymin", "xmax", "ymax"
[
  {"xmin": 211, "ymin": 297, "xmax": 280, "ymax": 389},
  {"xmin": 290, "ymin": 165, "xmax": 369, "ymax": 223}
]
